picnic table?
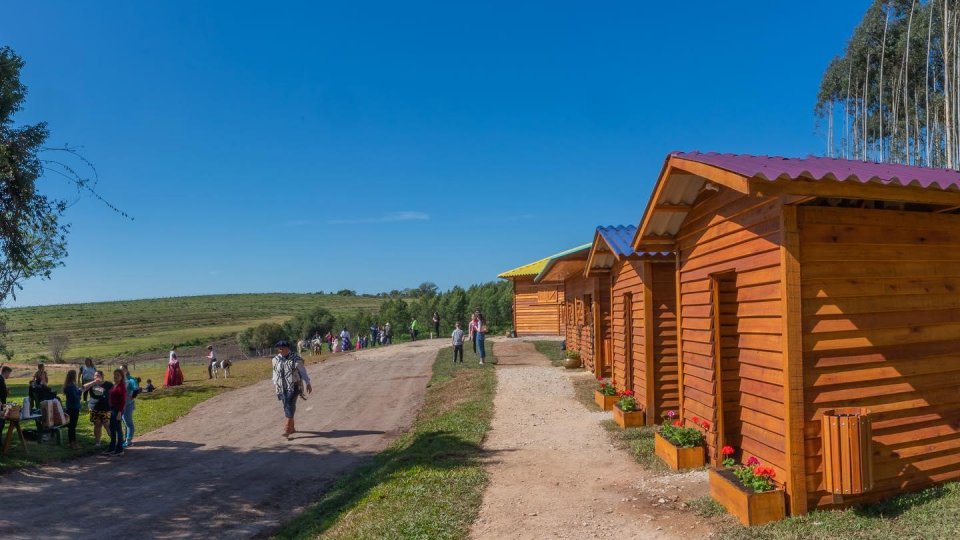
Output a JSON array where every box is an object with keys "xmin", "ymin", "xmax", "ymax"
[{"xmin": 2, "ymin": 413, "xmax": 40, "ymax": 456}]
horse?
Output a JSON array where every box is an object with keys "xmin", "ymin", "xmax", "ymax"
[
  {"xmin": 296, "ymin": 339, "xmax": 307, "ymax": 356},
  {"xmin": 211, "ymin": 358, "xmax": 231, "ymax": 379},
  {"xmin": 312, "ymin": 338, "xmax": 323, "ymax": 357}
]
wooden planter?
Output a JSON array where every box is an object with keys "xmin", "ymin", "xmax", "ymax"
[
  {"xmin": 821, "ymin": 408, "xmax": 874, "ymax": 497},
  {"xmin": 612, "ymin": 404, "xmax": 645, "ymax": 428},
  {"xmin": 709, "ymin": 468, "xmax": 785, "ymax": 526},
  {"xmin": 654, "ymin": 432, "xmax": 705, "ymax": 470},
  {"xmin": 594, "ymin": 390, "xmax": 618, "ymax": 411}
]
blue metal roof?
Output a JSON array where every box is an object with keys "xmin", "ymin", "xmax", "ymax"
[{"xmin": 596, "ymin": 225, "xmax": 638, "ymax": 258}]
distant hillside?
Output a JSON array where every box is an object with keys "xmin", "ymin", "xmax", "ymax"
[{"xmin": 3, "ymin": 293, "xmax": 381, "ymax": 360}]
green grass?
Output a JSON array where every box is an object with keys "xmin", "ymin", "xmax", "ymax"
[
  {"xmin": 710, "ymin": 482, "xmax": 960, "ymax": 539},
  {"xmin": 532, "ymin": 340, "xmax": 564, "ymax": 367},
  {"xmin": 571, "ymin": 373, "xmax": 601, "ymax": 411},
  {"xmin": 4, "ymin": 293, "xmax": 381, "ymax": 359},
  {"xmin": 273, "ymin": 343, "xmax": 498, "ymax": 539},
  {"xmin": 0, "ymin": 357, "xmax": 271, "ymax": 472},
  {"xmin": 600, "ymin": 419, "xmax": 669, "ymax": 472}
]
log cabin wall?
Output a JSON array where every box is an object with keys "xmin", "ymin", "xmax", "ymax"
[
  {"xmin": 564, "ymin": 274, "xmax": 597, "ymax": 372},
  {"xmin": 676, "ymin": 188, "xmax": 787, "ymax": 478},
  {"xmin": 649, "ymin": 262, "xmax": 680, "ymax": 421},
  {"xmin": 798, "ymin": 205, "xmax": 960, "ymax": 509},
  {"xmin": 511, "ymin": 277, "xmax": 564, "ymax": 336},
  {"xmin": 611, "ymin": 259, "xmax": 645, "ymax": 393}
]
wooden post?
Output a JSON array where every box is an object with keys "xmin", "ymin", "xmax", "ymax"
[
  {"xmin": 643, "ymin": 261, "xmax": 656, "ymax": 424},
  {"xmin": 710, "ymin": 274, "xmax": 727, "ymax": 464},
  {"xmin": 675, "ymin": 253, "xmax": 685, "ymax": 421},
  {"xmin": 780, "ymin": 204, "xmax": 809, "ymax": 516}
]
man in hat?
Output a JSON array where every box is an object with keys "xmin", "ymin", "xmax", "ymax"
[{"xmin": 271, "ymin": 339, "xmax": 312, "ymax": 438}]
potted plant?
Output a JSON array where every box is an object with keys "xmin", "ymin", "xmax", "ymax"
[
  {"xmin": 562, "ymin": 350, "xmax": 582, "ymax": 369},
  {"xmin": 612, "ymin": 389, "xmax": 645, "ymax": 428},
  {"xmin": 654, "ymin": 411, "xmax": 707, "ymax": 470},
  {"xmin": 594, "ymin": 378, "xmax": 619, "ymax": 410},
  {"xmin": 709, "ymin": 446, "xmax": 785, "ymax": 526}
]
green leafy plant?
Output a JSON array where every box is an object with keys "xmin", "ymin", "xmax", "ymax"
[
  {"xmin": 616, "ymin": 389, "xmax": 637, "ymax": 412},
  {"xmin": 597, "ymin": 377, "xmax": 617, "ymax": 396},
  {"xmin": 723, "ymin": 446, "xmax": 777, "ymax": 493},
  {"xmin": 564, "ymin": 350, "xmax": 580, "ymax": 359},
  {"xmin": 658, "ymin": 410, "xmax": 709, "ymax": 448}
]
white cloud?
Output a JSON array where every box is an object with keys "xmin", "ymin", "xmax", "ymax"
[{"xmin": 327, "ymin": 211, "xmax": 430, "ymax": 225}]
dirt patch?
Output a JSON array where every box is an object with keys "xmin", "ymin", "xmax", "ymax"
[{"xmin": 470, "ymin": 340, "xmax": 713, "ymax": 540}]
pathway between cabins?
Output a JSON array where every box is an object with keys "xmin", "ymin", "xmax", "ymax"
[
  {"xmin": 471, "ymin": 341, "xmax": 712, "ymax": 540},
  {"xmin": 0, "ymin": 339, "xmax": 446, "ymax": 540}
]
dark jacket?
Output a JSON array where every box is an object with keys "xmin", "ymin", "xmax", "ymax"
[{"xmin": 0, "ymin": 375, "xmax": 7, "ymax": 404}]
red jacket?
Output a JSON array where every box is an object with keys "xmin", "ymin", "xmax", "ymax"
[{"xmin": 108, "ymin": 381, "xmax": 127, "ymax": 412}]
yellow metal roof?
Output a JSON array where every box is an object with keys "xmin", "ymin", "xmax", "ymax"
[{"xmin": 498, "ymin": 243, "xmax": 592, "ymax": 279}]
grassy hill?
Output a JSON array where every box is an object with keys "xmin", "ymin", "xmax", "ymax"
[{"xmin": 3, "ymin": 293, "xmax": 381, "ymax": 360}]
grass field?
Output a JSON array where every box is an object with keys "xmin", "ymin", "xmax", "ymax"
[
  {"xmin": 0, "ymin": 357, "xmax": 272, "ymax": 472},
  {"xmin": 3, "ymin": 293, "xmax": 381, "ymax": 360},
  {"xmin": 274, "ymin": 343, "xmax": 497, "ymax": 539},
  {"xmin": 532, "ymin": 340, "xmax": 564, "ymax": 367}
]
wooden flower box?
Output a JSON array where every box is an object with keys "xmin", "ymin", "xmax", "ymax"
[
  {"xmin": 654, "ymin": 432, "xmax": 705, "ymax": 471},
  {"xmin": 594, "ymin": 390, "xmax": 618, "ymax": 411},
  {"xmin": 709, "ymin": 468, "xmax": 785, "ymax": 526},
  {"xmin": 612, "ymin": 405, "xmax": 645, "ymax": 428}
]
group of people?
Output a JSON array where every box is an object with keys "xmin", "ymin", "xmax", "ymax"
[
  {"xmin": 451, "ymin": 311, "xmax": 488, "ymax": 364},
  {"xmin": 5, "ymin": 359, "xmax": 144, "ymax": 455}
]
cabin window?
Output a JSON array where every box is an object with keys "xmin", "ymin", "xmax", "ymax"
[{"xmin": 537, "ymin": 289, "xmax": 558, "ymax": 304}]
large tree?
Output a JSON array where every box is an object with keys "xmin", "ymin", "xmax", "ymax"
[{"xmin": 0, "ymin": 46, "xmax": 68, "ymax": 305}]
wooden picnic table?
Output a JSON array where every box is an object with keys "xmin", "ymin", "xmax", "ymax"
[{"xmin": 2, "ymin": 414, "xmax": 40, "ymax": 456}]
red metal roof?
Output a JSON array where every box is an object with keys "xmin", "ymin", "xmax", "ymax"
[{"xmin": 674, "ymin": 152, "xmax": 960, "ymax": 191}]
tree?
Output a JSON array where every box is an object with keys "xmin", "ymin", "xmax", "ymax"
[
  {"xmin": 0, "ymin": 46, "xmax": 68, "ymax": 305},
  {"xmin": 48, "ymin": 334, "xmax": 69, "ymax": 362}
]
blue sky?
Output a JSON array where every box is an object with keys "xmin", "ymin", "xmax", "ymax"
[{"xmin": 4, "ymin": 1, "xmax": 869, "ymax": 306}]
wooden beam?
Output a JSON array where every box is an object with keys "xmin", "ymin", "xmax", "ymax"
[
  {"xmin": 643, "ymin": 261, "xmax": 656, "ymax": 425},
  {"xmin": 749, "ymin": 177, "xmax": 960, "ymax": 207},
  {"xmin": 654, "ymin": 204, "xmax": 692, "ymax": 212},
  {"xmin": 675, "ymin": 254, "xmax": 685, "ymax": 421},
  {"xmin": 934, "ymin": 204, "xmax": 960, "ymax": 213},
  {"xmin": 634, "ymin": 158, "xmax": 678, "ymax": 251},
  {"xmin": 669, "ymin": 156, "xmax": 752, "ymax": 195},
  {"xmin": 780, "ymin": 203, "xmax": 809, "ymax": 516}
]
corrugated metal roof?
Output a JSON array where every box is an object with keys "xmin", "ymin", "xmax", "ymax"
[
  {"xmin": 533, "ymin": 243, "xmax": 592, "ymax": 283},
  {"xmin": 498, "ymin": 243, "xmax": 591, "ymax": 279},
  {"xmin": 597, "ymin": 225, "xmax": 638, "ymax": 257},
  {"xmin": 674, "ymin": 151, "xmax": 960, "ymax": 191}
]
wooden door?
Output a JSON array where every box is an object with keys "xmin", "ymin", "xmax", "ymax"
[
  {"xmin": 623, "ymin": 293, "xmax": 634, "ymax": 391},
  {"xmin": 712, "ymin": 272, "xmax": 742, "ymax": 463}
]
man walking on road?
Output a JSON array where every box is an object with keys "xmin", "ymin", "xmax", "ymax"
[
  {"xmin": 271, "ymin": 339, "xmax": 312, "ymax": 438},
  {"xmin": 451, "ymin": 322, "xmax": 465, "ymax": 363}
]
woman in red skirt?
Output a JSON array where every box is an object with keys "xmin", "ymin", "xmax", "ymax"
[{"xmin": 164, "ymin": 346, "xmax": 184, "ymax": 387}]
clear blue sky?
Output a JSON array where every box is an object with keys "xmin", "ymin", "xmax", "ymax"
[{"xmin": 4, "ymin": 1, "xmax": 869, "ymax": 306}]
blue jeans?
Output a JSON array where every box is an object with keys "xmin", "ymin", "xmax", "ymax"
[
  {"xmin": 108, "ymin": 410, "xmax": 124, "ymax": 453},
  {"xmin": 280, "ymin": 388, "xmax": 299, "ymax": 418},
  {"xmin": 477, "ymin": 334, "xmax": 486, "ymax": 360},
  {"xmin": 122, "ymin": 400, "xmax": 135, "ymax": 443}
]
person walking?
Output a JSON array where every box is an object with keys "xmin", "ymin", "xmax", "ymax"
[
  {"xmin": 369, "ymin": 323, "xmax": 379, "ymax": 347},
  {"xmin": 385, "ymin": 322, "xmax": 392, "ymax": 344},
  {"xmin": 468, "ymin": 313, "xmax": 479, "ymax": 354},
  {"xmin": 433, "ymin": 310, "xmax": 441, "ymax": 339},
  {"xmin": 476, "ymin": 314, "xmax": 488, "ymax": 364},
  {"xmin": 165, "ymin": 346, "xmax": 184, "ymax": 387},
  {"xmin": 271, "ymin": 339, "xmax": 312, "ymax": 438},
  {"xmin": 120, "ymin": 364, "xmax": 139, "ymax": 448},
  {"xmin": 451, "ymin": 322, "xmax": 465, "ymax": 363},
  {"xmin": 62, "ymin": 370, "xmax": 82, "ymax": 449},
  {"xmin": 104, "ymin": 369, "xmax": 127, "ymax": 456},
  {"xmin": 83, "ymin": 371, "xmax": 111, "ymax": 447},
  {"xmin": 80, "ymin": 358, "xmax": 96, "ymax": 402},
  {"xmin": 206, "ymin": 345, "xmax": 218, "ymax": 379},
  {"xmin": 410, "ymin": 319, "xmax": 419, "ymax": 341}
]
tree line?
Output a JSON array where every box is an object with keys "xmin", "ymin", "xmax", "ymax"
[
  {"xmin": 817, "ymin": 0, "xmax": 960, "ymax": 168},
  {"xmin": 236, "ymin": 281, "xmax": 513, "ymax": 356}
]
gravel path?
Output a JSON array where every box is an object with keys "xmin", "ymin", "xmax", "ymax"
[
  {"xmin": 471, "ymin": 340, "xmax": 712, "ymax": 540},
  {"xmin": 0, "ymin": 339, "xmax": 446, "ymax": 539}
]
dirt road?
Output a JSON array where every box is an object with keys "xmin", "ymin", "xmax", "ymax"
[
  {"xmin": 0, "ymin": 339, "xmax": 446, "ymax": 539},
  {"xmin": 471, "ymin": 341, "xmax": 711, "ymax": 540}
]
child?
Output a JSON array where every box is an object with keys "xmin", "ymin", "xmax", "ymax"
[
  {"xmin": 451, "ymin": 322, "xmax": 465, "ymax": 363},
  {"xmin": 145, "ymin": 379, "xmax": 155, "ymax": 393}
]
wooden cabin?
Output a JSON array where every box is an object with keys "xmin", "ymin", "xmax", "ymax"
[
  {"xmin": 632, "ymin": 151, "xmax": 960, "ymax": 516},
  {"xmin": 533, "ymin": 244, "xmax": 610, "ymax": 377},
  {"xmin": 498, "ymin": 246, "xmax": 588, "ymax": 336},
  {"xmin": 585, "ymin": 225, "xmax": 678, "ymax": 425}
]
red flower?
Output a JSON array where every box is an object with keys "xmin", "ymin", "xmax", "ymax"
[
  {"xmin": 700, "ymin": 421, "xmax": 711, "ymax": 430},
  {"xmin": 746, "ymin": 456, "xmax": 760, "ymax": 467},
  {"xmin": 692, "ymin": 416, "xmax": 700, "ymax": 423},
  {"xmin": 620, "ymin": 389, "xmax": 635, "ymax": 397},
  {"xmin": 721, "ymin": 445, "xmax": 734, "ymax": 456},
  {"xmin": 673, "ymin": 420, "xmax": 683, "ymax": 427}
]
